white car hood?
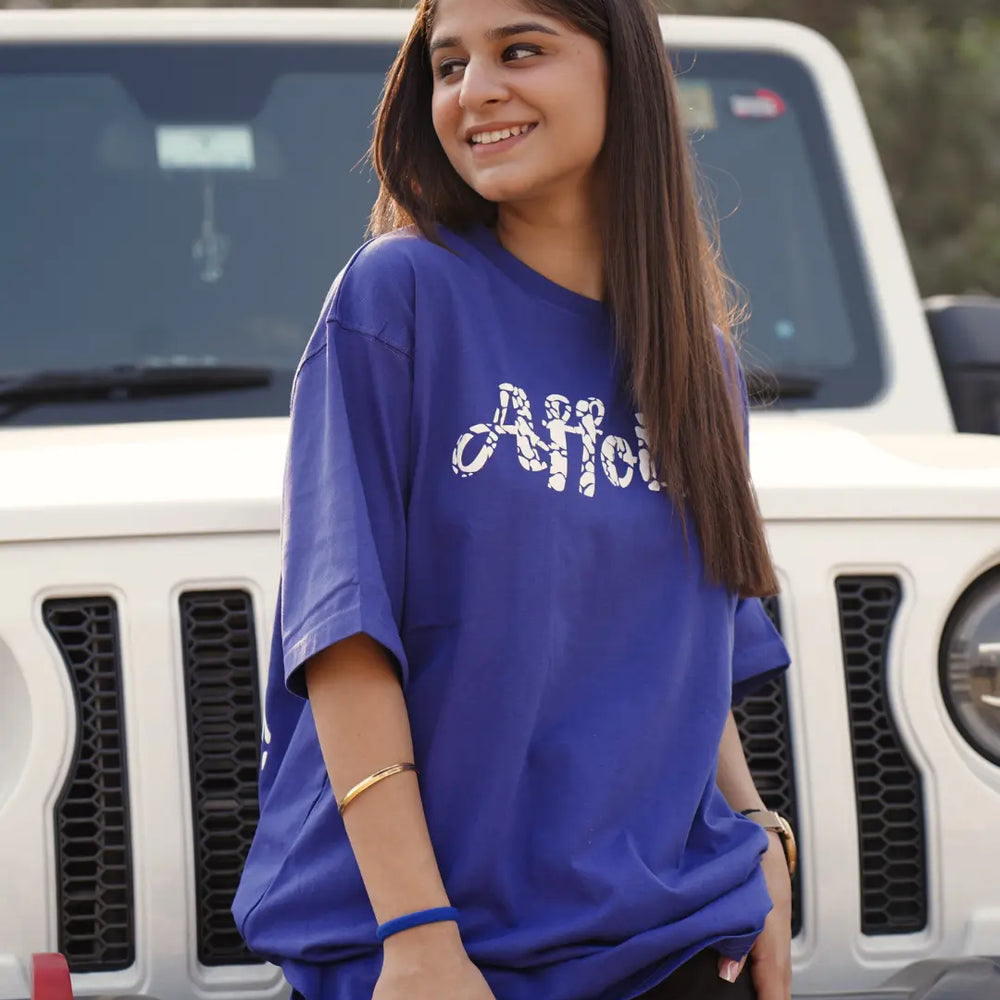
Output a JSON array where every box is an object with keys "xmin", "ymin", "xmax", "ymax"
[
  {"xmin": 0, "ymin": 418, "xmax": 288, "ymax": 542},
  {"xmin": 1, "ymin": 416, "xmax": 1000, "ymax": 543},
  {"xmin": 752, "ymin": 414, "xmax": 1000, "ymax": 520}
]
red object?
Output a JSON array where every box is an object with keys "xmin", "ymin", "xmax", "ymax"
[
  {"xmin": 31, "ymin": 954, "xmax": 73, "ymax": 1000},
  {"xmin": 730, "ymin": 88, "xmax": 787, "ymax": 119},
  {"xmin": 754, "ymin": 89, "xmax": 787, "ymax": 116}
]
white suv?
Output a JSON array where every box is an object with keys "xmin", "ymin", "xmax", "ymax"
[{"xmin": 1, "ymin": 9, "xmax": 999, "ymax": 1000}]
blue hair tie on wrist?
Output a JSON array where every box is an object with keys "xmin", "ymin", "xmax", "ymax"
[{"xmin": 376, "ymin": 906, "xmax": 460, "ymax": 943}]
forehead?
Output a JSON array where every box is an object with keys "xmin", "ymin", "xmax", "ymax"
[{"xmin": 429, "ymin": 0, "xmax": 557, "ymax": 39}]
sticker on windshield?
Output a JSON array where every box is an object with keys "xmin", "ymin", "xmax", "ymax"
[
  {"xmin": 676, "ymin": 80, "xmax": 718, "ymax": 131},
  {"xmin": 155, "ymin": 125, "xmax": 255, "ymax": 171},
  {"xmin": 729, "ymin": 89, "xmax": 787, "ymax": 120}
]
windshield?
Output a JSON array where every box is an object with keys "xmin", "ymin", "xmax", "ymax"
[{"xmin": 0, "ymin": 42, "xmax": 882, "ymax": 426}]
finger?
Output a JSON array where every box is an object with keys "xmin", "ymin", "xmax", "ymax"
[{"xmin": 717, "ymin": 953, "xmax": 747, "ymax": 983}]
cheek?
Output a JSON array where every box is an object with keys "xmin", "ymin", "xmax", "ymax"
[
  {"xmin": 581, "ymin": 106, "xmax": 608, "ymax": 166},
  {"xmin": 430, "ymin": 91, "xmax": 448, "ymax": 147},
  {"xmin": 431, "ymin": 88, "xmax": 463, "ymax": 146},
  {"xmin": 575, "ymin": 99, "xmax": 607, "ymax": 154},
  {"xmin": 550, "ymin": 81, "xmax": 607, "ymax": 161},
  {"xmin": 571, "ymin": 48, "xmax": 609, "ymax": 153},
  {"xmin": 591, "ymin": 102, "xmax": 609, "ymax": 157},
  {"xmin": 430, "ymin": 90, "xmax": 477, "ymax": 183}
]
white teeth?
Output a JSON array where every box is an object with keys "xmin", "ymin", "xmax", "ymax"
[{"xmin": 471, "ymin": 124, "xmax": 533, "ymax": 145}]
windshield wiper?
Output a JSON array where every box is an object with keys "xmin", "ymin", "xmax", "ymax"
[
  {"xmin": 744, "ymin": 367, "xmax": 820, "ymax": 403},
  {"xmin": 0, "ymin": 363, "xmax": 273, "ymax": 414}
]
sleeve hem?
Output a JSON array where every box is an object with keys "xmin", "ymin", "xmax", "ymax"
[
  {"xmin": 731, "ymin": 635, "xmax": 791, "ymax": 705},
  {"xmin": 284, "ymin": 605, "xmax": 409, "ymax": 699}
]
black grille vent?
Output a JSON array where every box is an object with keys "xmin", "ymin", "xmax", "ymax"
[
  {"xmin": 836, "ymin": 576, "xmax": 927, "ymax": 934},
  {"xmin": 43, "ymin": 598, "xmax": 135, "ymax": 972},
  {"xmin": 180, "ymin": 591, "xmax": 263, "ymax": 965},
  {"xmin": 733, "ymin": 594, "xmax": 802, "ymax": 936}
]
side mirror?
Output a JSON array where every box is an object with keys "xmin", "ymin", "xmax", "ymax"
[{"xmin": 925, "ymin": 295, "xmax": 1000, "ymax": 434}]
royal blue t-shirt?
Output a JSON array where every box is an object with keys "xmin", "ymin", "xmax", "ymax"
[{"xmin": 233, "ymin": 225, "xmax": 790, "ymax": 1000}]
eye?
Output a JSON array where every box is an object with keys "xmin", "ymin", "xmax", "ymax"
[
  {"xmin": 435, "ymin": 58, "xmax": 466, "ymax": 80},
  {"xmin": 503, "ymin": 43, "xmax": 542, "ymax": 62}
]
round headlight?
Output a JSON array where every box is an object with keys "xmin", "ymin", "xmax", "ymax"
[{"xmin": 941, "ymin": 569, "xmax": 1000, "ymax": 767}]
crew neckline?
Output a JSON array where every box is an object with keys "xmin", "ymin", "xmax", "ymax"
[{"xmin": 455, "ymin": 224, "xmax": 610, "ymax": 322}]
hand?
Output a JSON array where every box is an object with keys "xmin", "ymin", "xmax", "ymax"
[
  {"xmin": 718, "ymin": 833, "xmax": 792, "ymax": 999},
  {"xmin": 373, "ymin": 920, "xmax": 498, "ymax": 1000}
]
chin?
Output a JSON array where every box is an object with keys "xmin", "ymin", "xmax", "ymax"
[
  {"xmin": 466, "ymin": 171, "xmax": 542, "ymax": 206},
  {"xmin": 471, "ymin": 183, "xmax": 524, "ymax": 204}
]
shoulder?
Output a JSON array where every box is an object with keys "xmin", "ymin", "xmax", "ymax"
[{"xmin": 322, "ymin": 227, "xmax": 470, "ymax": 352}]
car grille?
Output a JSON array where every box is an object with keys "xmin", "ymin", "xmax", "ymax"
[
  {"xmin": 43, "ymin": 597, "xmax": 135, "ymax": 973},
  {"xmin": 180, "ymin": 590, "xmax": 263, "ymax": 966},
  {"xmin": 836, "ymin": 576, "xmax": 927, "ymax": 934},
  {"xmin": 42, "ymin": 578, "xmax": 927, "ymax": 966}
]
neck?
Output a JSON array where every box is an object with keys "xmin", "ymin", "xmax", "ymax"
[{"xmin": 495, "ymin": 196, "xmax": 605, "ymax": 302}]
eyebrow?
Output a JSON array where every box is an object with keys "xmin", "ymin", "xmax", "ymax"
[{"xmin": 428, "ymin": 21, "xmax": 560, "ymax": 57}]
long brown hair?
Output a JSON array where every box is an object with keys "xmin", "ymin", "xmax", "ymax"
[{"xmin": 369, "ymin": 0, "xmax": 779, "ymax": 598}]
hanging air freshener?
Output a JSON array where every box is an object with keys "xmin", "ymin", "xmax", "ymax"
[
  {"xmin": 192, "ymin": 172, "xmax": 229, "ymax": 284},
  {"xmin": 154, "ymin": 124, "xmax": 255, "ymax": 285}
]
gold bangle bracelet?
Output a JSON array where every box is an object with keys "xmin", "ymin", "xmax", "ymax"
[{"xmin": 338, "ymin": 763, "xmax": 417, "ymax": 817}]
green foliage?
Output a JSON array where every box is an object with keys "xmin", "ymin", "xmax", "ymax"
[
  {"xmin": 663, "ymin": 0, "xmax": 1000, "ymax": 296},
  {"xmin": 850, "ymin": 10, "xmax": 1000, "ymax": 294}
]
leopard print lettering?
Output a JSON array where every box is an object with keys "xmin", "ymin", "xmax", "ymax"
[
  {"xmin": 453, "ymin": 382, "xmax": 548, "ymax": 477},
  {"xmin": 542, "ymin": 394, "xmax": 574, "ymax": 493},
  {"xmin": 574, "ymin": 397, "xmax": 605, "ymax": 497},
  {"xmin": 601, "ymin": 434, "xmax": 638, "ymax": 489}
]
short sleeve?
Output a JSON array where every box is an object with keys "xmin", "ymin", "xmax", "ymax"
[
  {"xmin": 728, "ymin": 336, "xmax": 791, "ymax": 702},
  {"xmin": 279, "ymin": 313, "xmax": 412, "ymax": 698},
  {"xmin": 732, "ymin": 598, "xmax": 789, "ymax": 703}
]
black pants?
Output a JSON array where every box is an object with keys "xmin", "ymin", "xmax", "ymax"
[
  {"xmin": 289, "ymin": 949, "xmax": 756, "ymax": 1000},
  {"xmin": 635, "ymin": 949, "xmax": 757, "ymax": 999}
]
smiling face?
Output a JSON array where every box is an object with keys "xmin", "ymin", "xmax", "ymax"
[{"xmin": 428, "ymin": 0, "xmax": 609, "ymax": 211}]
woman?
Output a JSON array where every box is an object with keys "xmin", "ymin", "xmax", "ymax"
[{"xmin": 233, "ymin": 0, "xmax": 793, "ymax": 998}]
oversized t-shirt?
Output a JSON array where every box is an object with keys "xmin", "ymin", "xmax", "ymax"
[{"xmin": 233, "ymin": 225, "xmax": 790, "ymax": 1000}]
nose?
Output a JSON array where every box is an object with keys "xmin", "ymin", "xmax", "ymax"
[{"xmin": 458, "ymin": 56, "xmax": 509, "ymax": 110}]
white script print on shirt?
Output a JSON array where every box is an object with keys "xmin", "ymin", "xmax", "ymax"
[
  {"xmin": 452, "ymin": 382, "xmax": 663, "ymax": 497},
  {"xmin": 260, "ymin": 704, "xmax": 272, "ymax": 772}
]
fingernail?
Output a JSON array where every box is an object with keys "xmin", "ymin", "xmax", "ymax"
[{"xmin": 719, "ymin": 959, "xmax": 739, "ymax": 983}]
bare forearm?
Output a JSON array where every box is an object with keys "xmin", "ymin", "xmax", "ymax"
[
  {"xmin": 716, "ymin": 711, "xmax": 766, "ymax": 813},
  {"xmin": 718, "ymin": 716, "xmax": 793, "ymax": 997},
  {"xmin": 305, "ymin": 633, "xmax": 451, "ymax": 926}
]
